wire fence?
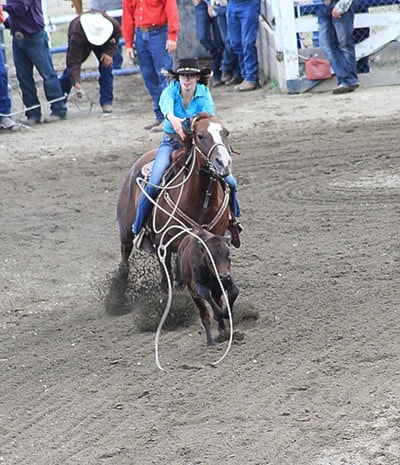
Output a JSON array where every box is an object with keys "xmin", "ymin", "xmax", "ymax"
[{"xmin": 296, "ymin": 0, "xmax": 400, "ymax": 75}]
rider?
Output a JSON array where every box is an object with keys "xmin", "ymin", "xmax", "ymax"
[{"xmin": 132, "ymin": 58, "xmax": 241, "ymax": 249}]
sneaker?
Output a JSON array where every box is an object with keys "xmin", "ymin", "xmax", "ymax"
[
  {"xmin": 225, "ymin": 76, "xmax": 243, "ymax": 86},
  {"xmin": 0, "ymin": 116, "xmax": 18, "ymax": 129},
  {"xmin": 102, "ymin": 104, "xmax": 113, "ymax": 113},
  {"xmin": 144, "ymin": 120, "xmax": 161, "ymax": 130},
  {"xmin": 221, "ymin": 71, "xmax": 233, "ymax": 83},
  {"xmin": 150, "ymin": 122, "xmax": 164, "ymax": 133},
  {"xmin": 234, "ymin": 80, "xmax": 257, "ymax": 92},
  {"xmin": 44, "ymin": 114, "xmax": 66, "ymax": 123},
  {"xmin": 349, "ymin": 82, "xmax": 360, "ymax": 91},
  {"xmin": 332, "ymin": 84, "xmax": 352, "ymax": 95}
]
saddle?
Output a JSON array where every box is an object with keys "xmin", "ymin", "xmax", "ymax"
[{"xmin": 135, "ymin": 150, "xmax": 187, "ymax": 254}]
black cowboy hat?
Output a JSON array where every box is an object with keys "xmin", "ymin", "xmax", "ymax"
[{"xmin": 167, "ymin": 58, "xmax": 212, "ymax": 77}]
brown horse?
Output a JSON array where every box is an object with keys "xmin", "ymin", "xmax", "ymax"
[{"xmin": 117, "ymin": 112, "xmax": 236, "ymax": 291}]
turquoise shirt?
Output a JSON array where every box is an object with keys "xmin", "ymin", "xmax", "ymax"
[{"xmin": 159, "ymin": 80, "xmax": 215, "ymax": 134}]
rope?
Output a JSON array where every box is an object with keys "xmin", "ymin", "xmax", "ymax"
[
  {"xmin": 0, "ymin": 90, "xmax": 93, "ymax": 119},
  {"xmin": 154, "ymin": 225, "xmax": 234, "ymax": 371},
  {"xmin": 0, "ymin": 94, "xmax": 67, "ymax": 118},
  {"xmin": 70, "ymin": 90, "xmax": 93, "ymax": 115}
]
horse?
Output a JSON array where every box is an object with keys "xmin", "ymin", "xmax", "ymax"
[{"xmin": 116, "ymin": 112, "xmax": 238, "ymax": 292}]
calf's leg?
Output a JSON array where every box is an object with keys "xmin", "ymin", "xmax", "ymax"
[{"xmin": 191, "ymin": 296, "xmax": 215, "ymax": 346}]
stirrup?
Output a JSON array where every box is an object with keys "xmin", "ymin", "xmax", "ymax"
[
  {"xmin": 133, "ymin": 229, "xmax": 155, "ymax": 254},
  {"xmin": 231, "ymin": 217, "xmax": 243, "ymax": 233},
  {"xmin": 133, "ymin": 229, "xmax": 146, "ymax": 249},
  {"xmin": 228, "ymin": 219, "xmax": 242, "ymax": 249}
]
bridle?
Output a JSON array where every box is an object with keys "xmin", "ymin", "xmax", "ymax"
[
  {"xmin": 189, "ymin": 116, "xmax": 232, "ymax": 175},
  {"xmin": 160, "ymin": 116, "xmax": 231, "ymax": 231}
]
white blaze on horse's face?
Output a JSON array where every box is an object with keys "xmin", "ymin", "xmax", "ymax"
[{"xmin": 208, "ymin": 121, "xmax": 232, "ymax": 177}]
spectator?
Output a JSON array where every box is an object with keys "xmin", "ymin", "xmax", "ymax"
[
  {"xmin": 317, "ymin": 0, "xmax": 359, "ymax": 94},
  {"xmin": 59, "ymin": 11, "xmax": 121, "ymax": 114},
  {"xmin": 193, "ymin": 0, "xmax": 224, "ymax": 87},
  {"xmin": 0, "ymin": 6, "xmax": 19, "ymax": 129},
  {"xmin": 72, "ymin": 0, "xmax": 124, "ymax": 70},
  {"xmin": 227, "ymin": 0, "xmax": 260, "ymax": 92},
  {"xmin": 1, "ymin": 0, "xmax": 67, "ymax": 125},
  {"xmin": 210, "ymin": 0, "xmax": 242, "ymax": 86},
  {"xmin": 131, "ymin": 58, "xmax": 241, "ymax": 251},
  {"xmin": 122, "ymin": 0, "xmax": 179, "ymax": 132}
]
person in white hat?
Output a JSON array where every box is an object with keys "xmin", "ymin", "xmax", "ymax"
[
  {"xmin": 69, "ymin": 0, "xmax": 123, "ymax": 69},
  {"xmin": 59, "ymin": 11, "xmax": 121, "ymax": 113}
]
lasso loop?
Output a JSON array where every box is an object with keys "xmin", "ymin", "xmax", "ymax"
[{"xmin": 154, "ymin": 225, "xmax": 234, "ymax": 371}]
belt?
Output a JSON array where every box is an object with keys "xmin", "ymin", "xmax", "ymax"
[
  {"xmin": 137, "ymin": 24, "xmax": 167, "ymax": 33},
  {"xmin": 14, "ymin": 30, "xmax": 43, "ymax": 40}
]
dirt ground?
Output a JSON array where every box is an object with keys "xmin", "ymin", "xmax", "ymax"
[{"xmin": 1, "ymin": 68, "xmax": 400, "ymax": 465}]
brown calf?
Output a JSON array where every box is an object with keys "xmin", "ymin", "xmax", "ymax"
[{"xmin": 177, "ymin": 229, "xmax": 239, "ymax": 346}]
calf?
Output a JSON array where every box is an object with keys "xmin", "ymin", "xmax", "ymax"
[{"xmin": 177, "ymin": 229, "xmax": 239, "ymax": 346}]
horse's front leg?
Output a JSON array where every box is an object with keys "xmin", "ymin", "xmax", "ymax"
[{"xmin": 120, "ymin": 241, "xmax": 133, "ymax": 266}]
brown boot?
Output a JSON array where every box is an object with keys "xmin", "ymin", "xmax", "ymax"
[
  {"xmin": 228, "ymin": 218, "xmax": 242, "ymax": 248},
  {"xmin": 234, "ymin": 80, "xmax": 257, "ymax": 92}
]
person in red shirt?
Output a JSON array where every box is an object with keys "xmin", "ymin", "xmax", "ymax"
[{"xmin": 122, "ymin": 0, "xmax": 179, "ymax": 132}]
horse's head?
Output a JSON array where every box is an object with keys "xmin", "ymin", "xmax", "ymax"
[{"xmin": 191, "ymin": 113, "xmax": 232, "ymax": 178}]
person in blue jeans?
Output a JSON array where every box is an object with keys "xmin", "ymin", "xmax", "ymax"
[
  {"xmin": 194, "ymin": 0, "xmax": 224, "ymax": 87},
  {"xmin": 59, "ymin": 11, "xmax": 121, "ymax": 114},
  {"xmin": 0, "ymin": 34, "xmax": 20, "ymax": 130},
  {"xmin": 122, "ymin": 0, "xmax": 179, "ymax": 132},
  {"xmin": 317, "ymin": 0, "xmax": 359, "ymax": 94},
  {"xmin": 227, "ymin": 0, "xmax": 260, "ymax": 92},
  {"xmin": 2, "ymin": 0, "xmax": 67, "ymax": 125},
  {"xmin": 132, "ymin": 58, "xmax": 241, "ymax": 251},
  {"xmin": 212, "ymin": 0, "xmax": 242, "ymax": 85}
]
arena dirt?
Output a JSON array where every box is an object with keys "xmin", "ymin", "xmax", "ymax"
[{"xmin": 1, "ymin": 71, "xmax": 400, "ymax": 465}]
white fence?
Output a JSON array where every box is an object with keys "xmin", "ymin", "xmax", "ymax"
[{"xmin": 258, "ymin": 0, "xmax": 400, "ymax": 93}]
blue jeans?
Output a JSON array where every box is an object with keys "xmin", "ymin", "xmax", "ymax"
[
  {"xmin": 132, "ymin": 135, "xmax": 241, "ymax": 235},
  {"xmin": 195, "ymin": 1, "xmax": 224, "ymax": 82},
  {"xmin": 113, "ymin": 16, "xmax": 123, "ymax": 70},
  {"xmin": 227, "ymin": 0, "xmax": 260, "ymax": 84},
  {"xmin": 318, "ymin": 3, "xmax": 358, "ymax": 87},
  {"xmin": 133, "ymin": 135, "xmax": 181, "ymax": 235},
  {"xmin": 59, "ymin": 46, "xmax": 114, "ymax": 106},
  {"xmin": 225, "ymin": 174, "xmax": 240, "ymax": 218},
  {"xmin": 12, "ymin": 30, "xmax": 66, "ymax": 120},
  {"xmin": 135, "ymin": 26, "xmax": 173, "ymax": 123},
  {"xmin": 216, "ymin": 5, "xmax": 241, "ymax": 78},
  {"xmin": 0, "ymin": 49, "xmax": 11, "ymax": 116}
]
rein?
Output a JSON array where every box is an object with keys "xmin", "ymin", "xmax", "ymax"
[
  {"xmin": 162, "ymin": 140, "xmax": 230, "ymax": 231},
  {"xmin": 194, "ymin": 142, "xmax": 229, "ymax": 172}
]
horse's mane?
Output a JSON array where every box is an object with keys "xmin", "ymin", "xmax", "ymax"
[
  {"xmin": 190, "ymin": 112, "xmax": 217, "ymax": 131},
  {"xmin": 171, "ymin": 113, "xmax": 217, "ymax": 168}
]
